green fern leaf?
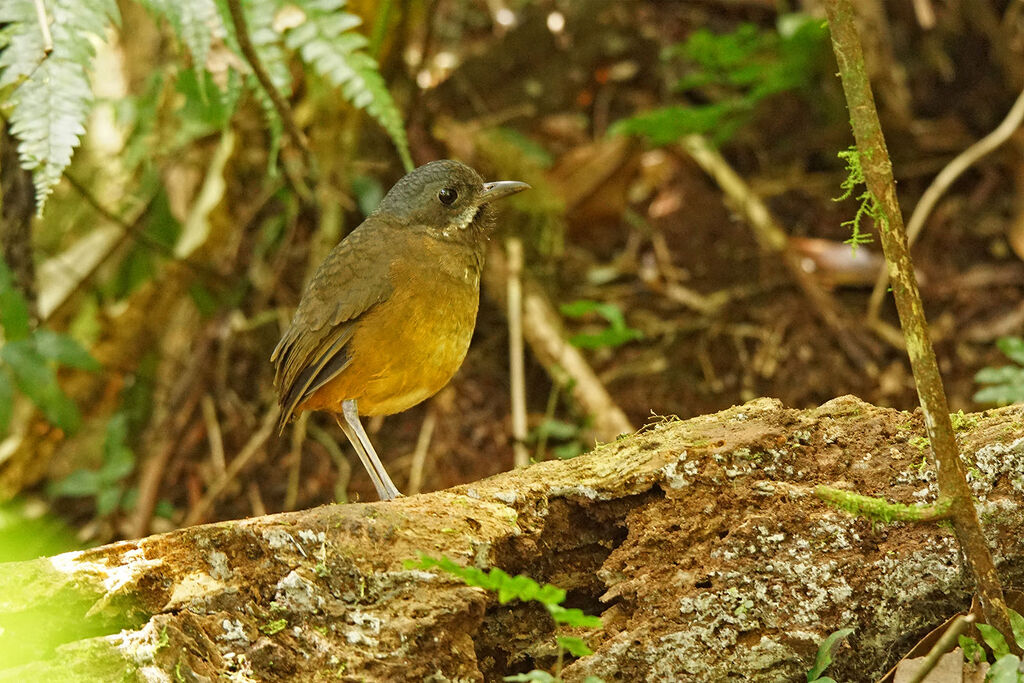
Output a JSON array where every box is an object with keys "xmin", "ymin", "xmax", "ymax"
[
  {"xmin": 242, "ymin": 0, "xmax": 293, "ymax": 170},
  {"xmin": 0, "ymin": 0, "xmax": 120, "ymax": 214},
  {"xmin": 284, "ymin": 0, "xmax": 412, "ymax": 170},
  {"xmin": 138, "ymin": 0, "xmax": 223, "ymax": 70}
]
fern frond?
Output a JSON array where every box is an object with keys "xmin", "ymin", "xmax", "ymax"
[
  {"xmin": 138, "ymin": 0, "xmax": 223, "ymax": 70},
  {"xmin": 0, "ymin": 0, "xmax": 120, "ymax": 214},
  {"xmin": 242, "ymin": 0, "xmax": 293, "ymax": 170},
  {"xmin": 284, "ymin": 0, "xmax": 412, "ymax": 170}
]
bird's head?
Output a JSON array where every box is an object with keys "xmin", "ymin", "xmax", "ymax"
[{"xmin": 373, "ymin": 160, "xmax": 529, "ymax": 239}]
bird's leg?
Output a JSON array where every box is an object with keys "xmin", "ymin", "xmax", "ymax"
[{"xmin": 337, "ymin": 399, "xmax": 403, "ymax": 500}]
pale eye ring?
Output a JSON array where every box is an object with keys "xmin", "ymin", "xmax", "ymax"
[{"xmin": 438, "ymin": 187, "xmax": 458, "ymax": 205}]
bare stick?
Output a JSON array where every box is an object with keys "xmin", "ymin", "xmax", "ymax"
[
  {"xmin": 506, "ymin": 237, "xmax": 530, "ymax": 468},
  {"xmin": 485, "ymin": 244, "xmax": 633, "ymax": 443},
  {"xmin": 867, "ymin": 84, "xmax": 1024, "ymax": 321},
  {"xmin": 406, "ymin": 409, "xmax": 437, "ymax": 495},
  {"xmin": 681, "ymin": 135, "xmax": 878, "ymax": 370},
  {"xmin": 184, "ymin": 405, "xmax": 280, "ymax": 526},
  {"xmin": 223, "ymin": 0, "xmax": 311, "ymax": 161},
  {"xmin": 284, "ymin": 412, "xmax": 308, "ymax": 511},
  {"xmin": 201, "ymin": 395, "xmax": 226, "ymax": 477},
  {"xmin": 825, "ymin": 0, "xmax": 1015, "ymax": 648},
  {"xmin": 309, "ymin": 423, "xmax": 351, "ymax": 503},
  {"xmin": 906, "ymin": 614, "xmax": 975, "ymax": 683}
]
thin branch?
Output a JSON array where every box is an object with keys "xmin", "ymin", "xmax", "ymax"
[
  {"xmin": 867, "ymin": 84, "xmax": 1024, "ymax": 321},
  {"xmin": 184, "ymin": 405, "xmax": 280, "ymax": 527},
  {"xmin": 223, "ymin": 0, "xmax": 312, "ymax": 165},
  {"xmin": 201, "ymin": 394, "xmax": 226, "ymax": 477},
  {"xmin": 506, "ymin": 237, "xmax": 530, "ymax": 469},
  {"xmin": 309, "ymin": 422, "xmax": 351, "ymax": 503},
  {"xmin": 284, "ymin": 412, "xmax": 309, "ymax": 510},
  {"xmin": 484, "ymin": 244, "xmax": 633, "ymax": 444},
  {"xmin": 406, "ymin": 408, "xmax": 437, "ymax": 495},
  {"xmin": 905, "ymin": 614, "xmax": 974, "ymax": 683},
  {"xmin": 824, "ymin": 0, "xmax": 1015, "ymax": 650},
  {"xmin": 681, "ymin": 135, "xmax": 880, "ymax": 371}
]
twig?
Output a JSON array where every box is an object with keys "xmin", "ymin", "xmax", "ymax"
[
  {"xmin": 247, "ymin": 481, "xmax": 267, "ymax": 517},
  {"xmin": 223, "ymin": 0, "xmax": 313, "ymax": 185},
  {"xmin": 284, "ymin": 412, "xmax": 308, "ymax": 511},
  {"xmin": 184, "ymin": 405, "xmax": 280, "ymax": 527},
  {"xmin": 130, "ymin": 328, "xmax": 217, "ymax": 538},
  {"xmin": 32, "ymin": 0, "xmax": 53, "ymax": 54},
  {"xmin": 41, "ymin": 185, "xmax": 158, "ymax": 323},
  {"xmin": 911, "ymin": 0, "xmax": 936, "ymax": 30},
  {"xmin": 825, "ymin": 0, "xmax": 1015, "ymax": 650},
  {"xmin": 680, "ymin": 135, "xmax": 879, "ymax": 371},
  {"xmin": 533, "ymin": 382, "xmax": 560, "ymax": 462},
  {"xmin": 309, "ymin": 423, "xmax": 351, "ymax": 503},
  {"xmin": 505, "ymin": 237, "xmax": 530, "ymax": 469},
  {"xmin": 905, "ymin": 614, "xmax": 975, "ymax": 683},
  {"xmin": 406, "ymin": 409, "xmax": 437, "ymax": 495},
  {"xmin": 867, "ymin": 84, "xmax": 1024, "ymax": 321},
  {"xmin": 484, "ymin": 244, "xmax": 633, "ymax": 444},
  {"xmin": 201, "ymin": 395, "xmax": 226, "ymax": 478}
]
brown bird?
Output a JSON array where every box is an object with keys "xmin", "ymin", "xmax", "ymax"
[{"xmin": 272, "ymin": 160, "xmax": 529, "ymax": 500}]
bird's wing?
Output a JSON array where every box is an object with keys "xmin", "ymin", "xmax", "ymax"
[{"xmin": 271, "ymin": 222, "xmax": 394, "ymax": 430}]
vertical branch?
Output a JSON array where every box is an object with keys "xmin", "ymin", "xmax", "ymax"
[
  {"xmin": 824, "ymin": 0, "xmax": 1014, "ymax": 646},
  {"xmin": 506, "ymin": 237, "xmax": 530, "ymax": 469}
]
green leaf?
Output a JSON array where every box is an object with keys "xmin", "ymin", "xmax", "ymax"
[
  {"xmin": 94, "ymin": 486, "xmax": 123, "ymax": 516},
  {"xmin": 138, "ymin": 0, "xmax": 221, "ymax": 69},
  {"xmin": 557, "ymin": 635, "xmax": 593, "ymax": 657},
  {"xmin": 0, "ymin": 369, "xmax": 12, "ymax": 435},
  {"xmin": 806, "ymin": 628, "xmax": 853, "ymax": 681},
  {"xmin": 0, "ymin": 339, "xmax": 80, "ymax": 432},
  {"xmin": 560, "ymin": 300, "xmax": 643, "ymax": 350},
  {"xmin": 977, "ymin": 623, "xmax": 1011, "ymax": 659},
  {"xmin": 609, "ymin": 102, "xmax": 747, "ymax": 145},
  {"xmin": 0, "ymin": 0, "xmax": 120, "ymax": 213},
  {"xmin": 532, "ymin": 419, "xmax": 579, "ymax": 442},
  {"xmin": 0, "ymin": 260, "xmax": 31, "ymax": 340},
  {"xmin": 974, "ymin": 337, "xmax": 1024, "ymax": 405},
  {"xmin": 101, "ymin": 413, "xmax": 135, "ymax": 480},
  {"xmin": 548, "ymin": 605, "xmax": 602, "ymax": 629},
  {"xmin": 284, "ymin": 0, "xmax": 412, "ymax": 170},
  {"xmin": 987, "ymin": 654, "xmax": 1022, "ymax": 683},
  {"xmin": 1010, "ymin": 609, "xmax": 1024, "ymax": 649},
  {"xmin": 33, "ymin": 329, "xmax": 100, "ymax": 370},
  {"xmin": 351, "ymin": 174, "xmax": 385, "ymax": 217},
  {"xmin": 959, "ymin": 635, "xmax": 985, "ymax": 664},
  {"xmin": 553, "ymin": 442, "xmax": 585, "ymax": 460},
  {"xmin": 997, "ymin": 337, "xmax": 1024, "ymax": 366},
  {"xmin": 48, "ymin": 469, "xmax": 103, "ymax": 497}
]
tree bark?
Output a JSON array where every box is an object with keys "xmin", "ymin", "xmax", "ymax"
[{"xmin": 2, "ymin": 396, "xmax": 1023, "ymax": 682}]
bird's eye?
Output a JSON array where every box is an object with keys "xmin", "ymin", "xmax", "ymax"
[{"xmin": 438, "ymin": 187, "xmax": 458, "ymax": 205}]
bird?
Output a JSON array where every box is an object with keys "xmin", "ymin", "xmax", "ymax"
[{"xmin": 271, "ymin": 160, "xmax": 529, "ymax": 501}]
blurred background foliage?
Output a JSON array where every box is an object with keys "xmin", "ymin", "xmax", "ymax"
[{"xmin": 0, "ymin": 0, "xmax": 1022, "ymax": 555}]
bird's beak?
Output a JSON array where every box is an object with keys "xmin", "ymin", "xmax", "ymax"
[{"xmin": 480, "ymin": 180, "xmax": 530, "ymax": 202}]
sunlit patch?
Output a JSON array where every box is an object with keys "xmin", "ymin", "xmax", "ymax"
[
  {"xmin": 547, "ymin": 11, "xmax": 565, "ymax": 33},
  {"xmin": 495, "ymin": 7, "xmax": 516, "ymax": 27}
]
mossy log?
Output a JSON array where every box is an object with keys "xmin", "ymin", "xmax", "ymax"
[{"xmin": 2, "ymin": 396, "xmax": 1023, "ymax": 681}]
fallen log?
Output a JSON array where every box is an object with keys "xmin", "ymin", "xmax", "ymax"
[{"xmin": 1, "ymin": 396, "xmax": 1023, "ymax": 681}]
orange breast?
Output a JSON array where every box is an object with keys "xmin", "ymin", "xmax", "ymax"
[{"xmin": 300, "ymin": 254, "xmax": 481, "ymax": 417}]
